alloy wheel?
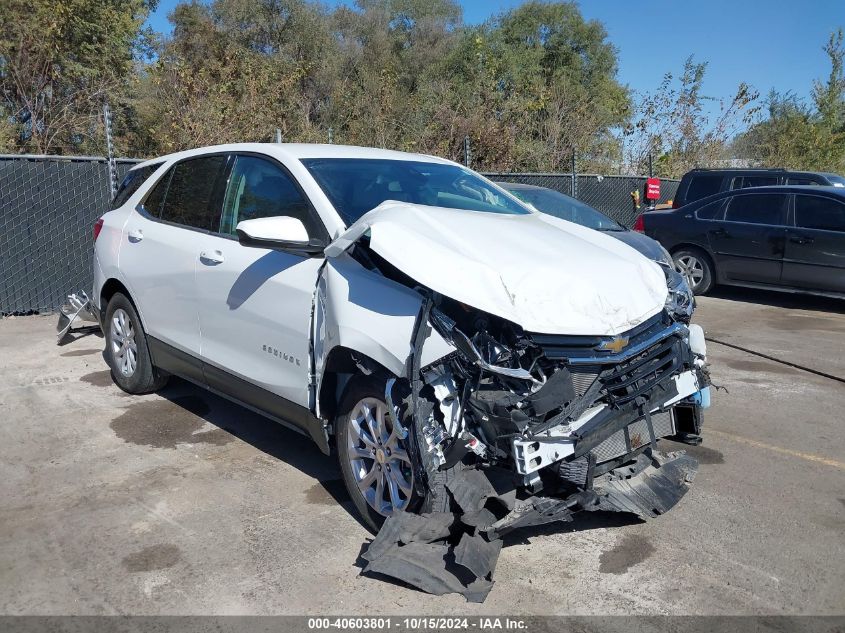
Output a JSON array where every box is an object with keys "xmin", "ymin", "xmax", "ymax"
[
  {"xmin": 110, "ymin": 308, "xmax": 138, "ymax": 377},
  {"xmin": 346, "ymin": 396, "xmax": 414, "ymax": 516},
  {"xmin": 675, "ymin": 254, "xmax": 705, "ymax": 290}
]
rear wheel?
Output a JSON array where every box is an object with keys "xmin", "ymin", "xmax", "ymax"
[
  {"xmin": 673, "ymin": 248, "xmax": 714, "ymax": 295},
  {"xmin": 104, "ymin": 293, "xmax": 168, "ymax": 394},
  {"xmin": 336, "ymin": 375, "xmax": 418, "ymax": 532}
]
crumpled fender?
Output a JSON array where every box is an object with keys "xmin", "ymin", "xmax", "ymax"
[{"xmin": 314, "ymin": 254, "xmax": 454, "ymax": 399}]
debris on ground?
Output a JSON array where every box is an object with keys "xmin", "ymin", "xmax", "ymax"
[{"xmin": 361, "ymin": 451, "xmax": 697, "ymax": 601}]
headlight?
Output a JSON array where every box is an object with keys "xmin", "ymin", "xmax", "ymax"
[{"xmin": 662, "ymin": 264, "xmax": 694, "ymax": 321}]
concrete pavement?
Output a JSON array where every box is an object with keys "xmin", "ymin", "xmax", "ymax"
[{"xmin": 1, "ymin": 290, "xmax": 843, "ymax": 614}]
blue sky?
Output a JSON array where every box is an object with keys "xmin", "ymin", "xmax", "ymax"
[{"xmin": 145, "ymin": 0, "xmax": 845, "ymax": 113}]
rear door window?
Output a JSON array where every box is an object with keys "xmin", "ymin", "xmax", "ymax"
[
  {"xmin": 158, "ymin": 156, "xmax": 226, "ymax": 231},
  {"xmin": 685, "ymin": 175, "xmax": 723, "ymax": 203},
  {"xmin": 730, "ymin": 176, "xmax": 779, "ymax": 190},
  {"xmin": 724, "ymin": 194, "xmax": 788, "ymax": 225},
  {"xmin": 111, "ymin": 164, "xmax": 160, "ymax": 209},
  {"xmin": 795, "ymin": 195, "xmax": 845, "ymax": 232}
]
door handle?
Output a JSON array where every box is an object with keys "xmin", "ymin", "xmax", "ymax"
[
  {"xmin": 789, "ymin": 235, "xmax": 814, "ymax": 245},
  {"xmin": 709, "ymin": 228, "xmax": 728, "ymax": 237},
  {"xmin": 199, "ymin": 250, "xmax": 225, "ymax": 265},
  {"xmin": 127, "ymin": 229, "xmax": 143, "ymax": 243}
]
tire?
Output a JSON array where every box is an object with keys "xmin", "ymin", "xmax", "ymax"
[
  {"xmin": 673, "ymin": 247, "xmax": 715, "ymax": 295},
  {"xmin": 335, "ymin": 374, "xmax": 421, "ymax": 532},
  {"xmin": 104, "ymin": 292, "xmax": 168, "ymax": 394}
]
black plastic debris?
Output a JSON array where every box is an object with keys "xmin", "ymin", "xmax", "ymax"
[
  {"xmin": 360, "ymin": 452, "xmax": 698, "ymax": 602},
  {"xmin": 454, "ymin": 532, "xmax": 502, "ymax": 580},
  {"xmin": 595, "ymin": 451, "xmax": 698, "ymax": 518},
  {"xmin": 363, "ymin": 511, "xmax": 455, "ymax": 562},
  {"xmin": 364, "ymin": 541, "xmax": 495, "ymax": 602}
]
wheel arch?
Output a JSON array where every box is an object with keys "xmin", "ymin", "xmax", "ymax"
[
  {"xmin": 317, "ymin": 345, "xmax": 397, "ymax": 433},
  {"xmin": 100, "ymin": 278, "xmax": 150, "ymax": 331}
]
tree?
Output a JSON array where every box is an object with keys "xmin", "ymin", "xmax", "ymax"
[
  {"xmin": 624, "ymin": 56, "xmax": 759, "ymax": 178},
  {"xmin": 0, "ymin": 0, "xmax": 154, "ymax": 154},
  {"xmin": 735, "ymin": 29, "xmax": 845, "ymax": 173},
  {"xmin": 419, "ymin": 0, "xmax": 630, "ymax": 171},
  {"xmin": 136, "ymin": 0, "xmax": 335, "ymax": 153}
]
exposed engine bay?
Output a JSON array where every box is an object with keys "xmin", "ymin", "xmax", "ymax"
[{"xmin": 344, "ymin": 235, "xmax": 710, "ymax": 602}]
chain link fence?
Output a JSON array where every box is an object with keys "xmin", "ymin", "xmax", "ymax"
[
  {"xmin": 0, "ymin": 155, "xmax": 141, "ymax": 315},
  {"xmin": 483, "ymin": 173, "xmax": 680, "ymax": 227},
  {"xmin": 0, "ymin": 154, "xmax": 677, "ymax": 315}
]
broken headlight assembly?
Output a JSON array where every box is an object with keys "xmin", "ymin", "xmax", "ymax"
[{"xmin": 663, "ymin": 264, "xmax": 694, "ymax": 322}]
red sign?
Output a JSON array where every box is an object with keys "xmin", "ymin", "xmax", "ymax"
[{"xmin": 645, "ymin": 177, "xmax": 661, "ymax": 200}]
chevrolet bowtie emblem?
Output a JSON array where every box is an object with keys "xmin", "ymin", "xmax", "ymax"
[{"xmin": 598, "ymin": 336, "xmax": 630, "ymax": 354}]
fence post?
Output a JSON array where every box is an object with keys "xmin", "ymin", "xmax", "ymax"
[
  {"xmin": 103, "ymin": 101, "xmax": 117, "ymax": 199},
  {"xmin": 328, "ymin": 127, "xmax": 334, "ymax": 144},
  {"xmin": 571, "ymin": 149, "xmax": 578, "ymax": 199},
  {"xmin": 648, "ymin": 152, "xmax": 653, "ymax": 178},
  {"xmin": 464, "ymin": 135, "xmax": 471, "ymax": 168},
  {"xmin": 274, "ymin": 128, "xmax": 282, "ymax": 143}
]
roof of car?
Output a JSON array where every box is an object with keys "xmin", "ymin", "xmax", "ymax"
[
  {"xmin": 725, "ymin": 184, "xmax": 845, "ymax": 194},
  {"xmin": 134, "ymin": 143, "xmax": 456, "ymax": 170},
  {"xmin": 686, "ymin": 184, "xmax": 845, "ymax": 207},
  {"xmin": 685, "ymin": 168, "xmax": 838, "ymax": 178}
]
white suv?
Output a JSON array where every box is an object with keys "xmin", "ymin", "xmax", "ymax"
[{"xmin": 93, "ymin": 143, "xmax": 710, "ymax": 532}]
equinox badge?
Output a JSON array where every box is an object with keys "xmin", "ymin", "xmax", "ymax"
[{"xmin": 597, "ymin": 336, "xmax": 630, "ymax": 354}]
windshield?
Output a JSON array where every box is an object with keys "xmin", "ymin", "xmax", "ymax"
[
  {"xmin": 825, "ymin": 174, "xmax": 845, "ymax": 187},
  {"xmin": 301, "ymin": 158, "xmax": 530, "ymax": 225},
  {"xmin": 504, "ymin": 185, "xmax": 625, "ymax": 231}
]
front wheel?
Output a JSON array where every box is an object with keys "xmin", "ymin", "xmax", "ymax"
[
  {"xmin": 335, "ymin": 375, "xmax": 419, "ymax": 532},
  {"xmin": 673, "ymin": 248, "xmax": 714, "ymax": 295}
]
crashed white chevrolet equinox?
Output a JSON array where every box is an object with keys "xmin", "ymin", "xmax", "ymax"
[{"xmin": 93, "ymin": 143, "xmax": 710, "ymax": 541}]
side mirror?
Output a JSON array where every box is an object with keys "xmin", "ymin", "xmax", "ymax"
[{"xmin": 235, "ymin": 217, "xmax": 325, "ymax": 255}]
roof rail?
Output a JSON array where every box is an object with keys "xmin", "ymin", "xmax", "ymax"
[{"xmin": 689, "ymin": 167, "xmax": 787, "ymax": 172}]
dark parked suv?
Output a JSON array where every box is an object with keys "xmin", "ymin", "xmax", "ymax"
[
  {"xmin": 672, "ymin": 168, "xmax": 845, "ymax": 209},
  {"xmin": 636, "ymin": 186, "xmax": 845, "ymax": 297}
]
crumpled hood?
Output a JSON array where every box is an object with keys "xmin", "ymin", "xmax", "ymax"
[{"xmin": 325, "ymin": 201, "xmax": 669, "ymax": 336}]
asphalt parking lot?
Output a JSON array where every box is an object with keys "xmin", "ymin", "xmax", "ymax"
[{"xmin": 1, "ymin": 288, "xmax": 844, "ymax": 615}]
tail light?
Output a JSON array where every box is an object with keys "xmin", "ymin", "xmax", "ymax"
[
  {"xmin": 632, "ymin": 214, "xmax": 645, "ymax": 233},
  {"xmin": 93, "ymin": 217, "xmax": 104, "ymax": 242}
]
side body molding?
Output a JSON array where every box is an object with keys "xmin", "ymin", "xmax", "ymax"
[{"xmin": 314, "ymin": 253, "xmax": 454, "ymax": 416}]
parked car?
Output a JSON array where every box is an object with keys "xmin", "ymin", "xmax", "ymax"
[
  {"xmin": 497, "ymin": 181, "xmax": 673, "ymax": 265},
  {"xmin": 672, "ymin": 168, "xmax": 845, "ymax": 209},
  {"xmin": 92, "ymin": 143, "xmax": 709, "ymax": 537},
  {"xmin": 635, "ymin": 185, "xmax": 845, "ymax": 297}
]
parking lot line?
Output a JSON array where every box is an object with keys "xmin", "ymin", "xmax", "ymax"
[
  {"xmin": 707, "ymin": 337, "xmax": 845, "ymax": 384},
  {"xmin": 707, "ymin": 428, "xmax": 845, "ymax": 470}
]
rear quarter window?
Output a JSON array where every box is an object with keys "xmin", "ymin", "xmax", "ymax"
[
  {"xmin": 110, "ymin": 164, "xmax": 161, "ymax": 209},
  {"xmin": 685, "ymin": 175, "xmax": 723, "ymax": 204},
  {"xmin": 695, "ymin": 200, "xmax": 724, "ymax": 220}
]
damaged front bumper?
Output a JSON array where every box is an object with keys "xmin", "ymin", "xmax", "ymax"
[{"xmin": 362, "ymin": 297, "xmax": 711, "ymax": 601}]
